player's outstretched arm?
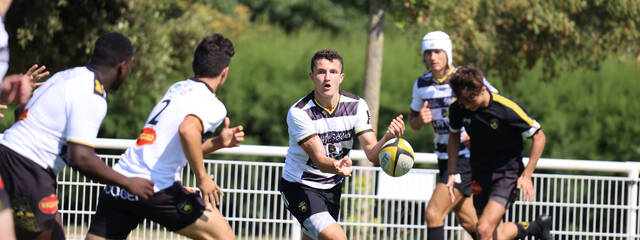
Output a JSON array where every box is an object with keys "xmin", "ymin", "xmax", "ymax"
[
  {"xmin": 518, "ymin": 129, "xmax": 546, "ymax": 202},
  {"xmin": 202, "ymin": 117, "xmax": 244, "ymax": 155},
  {"xmin": 359, "ymin": 115, "xmax": 405, "ymax": 164},
  {"xmin": 180, "ymin": 115, "xmax": 225, "ymax": 206},
  {"xmin": 67, "ymin": 143, "xmax": 154, "ymax": 200},
  {"xmin": 301, "ymin": 136, "xmax": 352, "ymax": 176},
  {"xmin": 446, "ymin": 131, "xmax": 461, "ymax": 203}
]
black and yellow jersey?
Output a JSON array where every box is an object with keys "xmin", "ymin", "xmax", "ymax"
[{"xmin": 448, "ymin": 93, "xmax": 541, "ymax": 171}]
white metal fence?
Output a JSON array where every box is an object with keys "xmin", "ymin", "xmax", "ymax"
[{"xmin": 55, "ymin": 138, "xmax": 640, "ymax": 239}]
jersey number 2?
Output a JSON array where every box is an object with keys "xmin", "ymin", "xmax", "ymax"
[{"xmin": 148, "ymin": 99, "xmax": 171, "ymax": 125}]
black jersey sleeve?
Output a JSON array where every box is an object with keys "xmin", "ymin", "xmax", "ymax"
[{"xmin": 448, "ymin": 100, "xmax": 463, "ymax": 133}]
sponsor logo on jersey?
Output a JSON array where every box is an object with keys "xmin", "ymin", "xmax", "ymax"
[
  {"xmin": 184, "ymin": 187, "xmax": 195, "ymax": 193},
  {"xmin": 177, "ymin": 200, "xmax": 193, "ymax": 214},
  {"xmin": 17, "ymin": 109, "xmax": 28, "ymax": 121},
  {"xmin": 298, "ymin": 201, "xmax": 308, "ymax": 213},
  {"xmin": 38, "ymin": 194, "xmax": 59, "ymax": 215},
  {"xmin": 12, "ymin": 197, "xmax": 39, "ymax": 231},
  {"xmin": 471, "ymin": 181, "xmax": 482, "ymax": 195},
  {"xmin": 490, "ymin": 118, "xmax": 499, "ymax": 129},
  {"xmin": 520, "ymin": 221, "xmax": 530, "ymax": 229},
  {"xmin": 442, "ymin": 108, "xmax": 449, "ymax": 117},
  {"xmin": 136, "ymin": 127, "xmax": 157, "ymax": 146}
]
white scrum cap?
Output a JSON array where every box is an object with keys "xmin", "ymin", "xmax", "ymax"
[{"xmin": 421, "ymin": 31, "xmax": 453, "ymax": 67}]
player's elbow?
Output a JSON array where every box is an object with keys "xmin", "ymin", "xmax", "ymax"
[
  {"xmin": 533, "ymin": 129, "xmax": 546, "ymax": 145},
  {"xmin": 67, "ymin": 144, "xmax": 97, "ymax": 172}
]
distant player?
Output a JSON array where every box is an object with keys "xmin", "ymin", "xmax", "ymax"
[
  {"xmin": 86, "ymin": 33, "xmax": 244, "ymax": 240},
  {"xmin": 0, "ymin": 32, "xmax": 155, "ymax": 240},
  {"xmin": 447, "ymin": 66, "xmax": 553, "ymax": 240},
  {"xmin": 280, "ymin": 49, "xmax": 405, "ymax": 240}
]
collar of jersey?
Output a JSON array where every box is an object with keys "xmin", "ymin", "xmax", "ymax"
[
  {"xmin": 86, "ymin": 66, "xmax": 104, "ymax": 85},
  {"xmin": 189, "ymin": 78, "xmax": 215, "ymax": 94},
  {"xmin": 313, "ymin": 94, "xmax": 340, "ymax": 115},
  {"xmin": 435, "ymin": 66, "xmax": 455, "ymax": 83}
]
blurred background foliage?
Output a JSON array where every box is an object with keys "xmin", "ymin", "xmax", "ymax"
[{"xmin": 1, "ymin": 0, "xmax": 639, "ymax": 162}]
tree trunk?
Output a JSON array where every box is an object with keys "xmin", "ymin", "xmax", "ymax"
[{"xmin": 361, "ymin": 0, "xmax": 385, "ymax": 167}]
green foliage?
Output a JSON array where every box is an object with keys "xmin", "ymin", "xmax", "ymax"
[
  {"xmin": 234, "ymin": 0, "xmax": 369, "ymax": 32},
  {"xmin": 388, "ymin": 0, "xmax": 640, "ymax": 83},
  {"xmin": 509, "ymin": 57, "xmax": 640, "ymax": 161},
  {"xmin": 5, "ymin": 0, "xmax": 128, "ymax": 74}
]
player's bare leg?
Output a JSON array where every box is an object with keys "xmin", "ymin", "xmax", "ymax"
[
  {"xmin": 317, "ymin": 223, "xmax": 347, "ymax": 240},
  {"xmin": 177, "ymin": 204, "xmax": 235, "ymax": 240},
  {"xmin": 426, "ymin": 183, "xmax": 477, "ymax": 238},
  {"xmin": 0, "ymin": 209, "xmax": 16, "ymax": 240},
  {"xmin": 452, "ymin": 192, "xmax": 478, "ymax": 234},
  {"xmin": 476, "ymin": 200, "xmax": 517, "ymax": 240}
]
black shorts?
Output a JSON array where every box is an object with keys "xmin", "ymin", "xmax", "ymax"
[
  {"xmin": 471, "ymin": 168, "xmax": 521, "ymax": 217},
  {"xmin": 88, "ymin": 181, "xmax": 205, "ymax": 239},
  {"xmin": 0, "ymin": 144, "xmax": 59, "ymax": 232},
  {"xmin": 438, "ymin": 157, "xmax": 472, "ymax": 196},
  {"xmin": 279, "ymin": 178, "xmax": 342, "ymax": 236}
]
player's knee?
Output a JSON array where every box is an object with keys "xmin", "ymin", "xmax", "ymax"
[
  {"xmin": 475, "ymin": 221, "xmax": 493, "ymax": 239},
  {"xmin": 318, "ymin": 224, "xmax": 347, "ymax": 240},
  {"xmin": 425, "ymin": 207, "xmax": 442, "ymax": 225}
]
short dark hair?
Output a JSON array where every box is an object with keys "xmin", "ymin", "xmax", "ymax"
[
  {"xmin": 450, "ymin": 66, "xmax": 485, "ymax": 99},
  {"xmin": 192, "ymin": 34, "xmax": 235, "ymax": 78},
  {"xmin": 88, "ymin": 32, "xmax": 133, "ymax": 67},
  {"xmin": 310, "ymin": 49, "xmax": 343, "ymax": 73}
]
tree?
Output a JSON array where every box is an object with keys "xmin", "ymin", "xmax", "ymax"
[{"xmin": 387, "ymin": 0, "xmax": 640, "ymax": 82}]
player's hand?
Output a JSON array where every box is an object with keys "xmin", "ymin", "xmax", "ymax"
[
  {"xmin": 0, "ymin": 104, "xmax": 7, "ymax": 118},
  {"xmin": 25, "ymin": 64, "xmax": 49, "ymax": 88},
  {"xmin": 419, "ymin": 101, "xmax": 432, "ymax": 124},
  {"xmin": 517, "ymin": 175, "xmax": 535, "ymax": 202},
  {"xmin": 334, "ymin": 156, "xmax": 352, "ymax": 177},
  {"xmin": 446, "ymin": 174, "xmax": 456, "ymax": 203},
  {"xmin": 461, "ymin": 132, "xmax": 471, "ymax": 148},
  {"xmin": 124, "ymin": 177, "xmax": 155, "ymax": 201},
  {"xmin": 384, "ymin": 115, "xmax": 405, "ymax": 139},
  {"xmin": 219, "ymin": 117, "xmax": 244, "ymax": 148},
  {"xmin": 198, "ymin": 174, "xmax": 224, "ymax": 207}
]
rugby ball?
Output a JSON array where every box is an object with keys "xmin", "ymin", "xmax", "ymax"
[{"xmin": 378, "ymin": 138, "xmax": 415, "ymax": 177}]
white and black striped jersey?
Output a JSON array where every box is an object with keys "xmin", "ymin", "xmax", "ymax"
[
  {"xmin": 0, "ymin": 18, "xmax": 9, "ymax": 84},
  {"xmin": 283, "ymin": 90, "xmax": 373, "ymax": 189},
  {"xmin": 1, "ymin": 67, "xmax": 108, "ymax": 173},
  {"xmin": 114, "ymin": 78, "xmax": 226, "ymax": 192},
  {"xmin": 410, "ymin": 67, "xmax": 498, "ymax": 159}
]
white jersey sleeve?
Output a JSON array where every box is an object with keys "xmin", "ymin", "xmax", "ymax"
[
  {"xmin": 186, "ymin": 93, "xmax": 226, "ymax": 134},
  {"xmin": 0, "ymin": 18, "xmax": 9, "ymax": 85},
  {"xmin": 354, "ymin": 98, "xmax": 373, "ymax": 135},
  {"xmin": 287, "ymin": 107, "xmax": 316, "ymax": 145},
  {"xmin": 410, "ymin": 80, "xmax": 423, "ymax": 112},
  {"xmin": 65, "ymin": 82, "xmax": 107, "ymax": 147}
]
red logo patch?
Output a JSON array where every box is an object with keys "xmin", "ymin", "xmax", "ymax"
[
  {"xmin": 136, "ymin": 127, "xmax": 157, "ymax": 146},
  {"xmin": 471, "ymin": 181, "xmax": 483, "ymax": 195},
  {"xmin": 0, "ymin": 177, "xmax": 5, "ymax": 189},
  {"xmin": 38, "ymin": 194, "xmax": 59, "ymax": 214},
  {"xmin": 18, "ymin": 109, "xmax": 28, "ymax": 121}
]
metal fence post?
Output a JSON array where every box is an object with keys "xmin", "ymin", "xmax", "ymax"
[
  {"xmin": 628, "ymin": 165, "xmax": 639, "ymax": 240},
  {"xmin": 292, "ymin": 221, "xmax": 301, "ymax": 240}
]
